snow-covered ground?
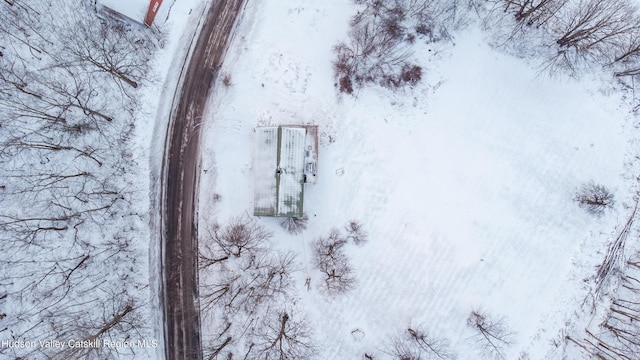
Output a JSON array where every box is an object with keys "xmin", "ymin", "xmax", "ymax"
[{"xmin": 199, "ymin": 1, "xmax": 635, "ymax": 359}]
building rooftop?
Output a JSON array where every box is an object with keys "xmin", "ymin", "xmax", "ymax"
[
  {"xmin": 98, "ymin": 0, "xmax": 149, "ymax": 24},
  {"xmin": 254, "ymin": 126, "xmax": 314, "ymax": 217}
]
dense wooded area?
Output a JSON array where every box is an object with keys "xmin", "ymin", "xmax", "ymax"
[{"xmin": 0, "ymin": 1, "xmax": 163, "ymax": 358}]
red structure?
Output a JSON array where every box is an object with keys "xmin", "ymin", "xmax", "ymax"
[{"xmin": 144, "ymin": 0, "xmax": 163, "ymax": 27}]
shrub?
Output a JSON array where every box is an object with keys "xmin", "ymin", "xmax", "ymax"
[
  {"xmin": 280, "ymin": 213, "xmax": 309, "ymax": 235},
  {"xmin": 401, "ymin": 64, "xmax": 422, "ymax": 84},
  {"xmin": 222, "ymin": 72, "xmax": 231, "ymax": 86},
  {"xmin": 311, "ymin": 228, "xmax": 355, "ymax": 295},
  {"xmin": 339, "ymin": 76, "xmax": 354, "ymax": 94},
  {"xmin": 574, "ymin": 182, "xmax": 614, "ymax": 216},
  {"xmin": 467, "ymin": 309, "xmax": 514, "ymax": 359},
  {"xmin": 345, "ymin": 220, "xmax": 368, "ymax": 245}
]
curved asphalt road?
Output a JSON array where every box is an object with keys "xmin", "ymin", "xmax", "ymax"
[{"xmin": 161, "ymin": 0, "xmax": 245, "ymax": 359}]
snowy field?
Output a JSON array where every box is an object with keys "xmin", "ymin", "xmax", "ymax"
[{"xmin": 199, "ymin": 1, "xmax": 635, "ymax": 359}]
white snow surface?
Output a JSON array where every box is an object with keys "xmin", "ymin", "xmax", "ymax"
[{"xmin": 199, "ymin": 1, "xmax": 634, "ymax": 359}]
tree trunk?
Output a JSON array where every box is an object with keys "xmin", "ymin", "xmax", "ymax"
[{"xmin": 88, "ymin": 305, "xmax": 134, "ymax": 342}]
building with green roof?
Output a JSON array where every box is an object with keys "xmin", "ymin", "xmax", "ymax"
[{"xmin": 254, "ymin": 125, "xmax": 318, "ymax": 217}]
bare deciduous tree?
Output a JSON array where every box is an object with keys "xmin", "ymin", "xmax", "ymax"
[
  {"xmin": 312, "ymin": 228, "xmax": 356, "ymax": 295},
  {"xmin": 333, "ymin": 14, "xmax": 413, "ymax": 91},
  {"xmin": 48, "ymin": 297, "xmax": 140, "ymax": 359},
  {"xmin": 202, "ymin": 322, "xmax": 234, "ymax": 360},
  {"xmin": 199, "ymin": 221, "xmax": 294, "ymax": 315},
  {"xmin": 554, "ymin": 0, "xmax": 636, "ymax": 49},
  {"xmin": 202, "ymin": 215, "xmax": 271, "ymax": 260},
  {"xmin": 544, "ymin": 0, "xmax": 640, "ymax": 72},
  {"xmin": 498, "ymin": 0, "xmax": 565, "ymax": 27},
  {"xmin": 387, "ymin": 326, "xmax": 456, "ymax": 360},
  {"xmin": 574, "ymin": 181, "xmax": 614, "ymax": 216},
  {"xmin": 487, "ymin": 0, "xmax": 640, "ymax": 79},
  {"xmin": 280, "ymin": 213, "xmax": 309, "ymax": 235},
  {"xmin": 251, "ymin": 310, "xmax": 316, "ymax": 360},
  {"xmin": 467, "ymin": 310, "xmax": 514, "ymax": 360},
  {"xmin": 568, "ymin": 255, "xmax": 640, "ymax": 360},
  {"xmin": 334, "ymin": 0, "xmax": 460, "ymax": 93},
  {"xmin": 0, "ymin": 1, "xmax": 161, "ymax": 358},
  {"xmin": 611, "ymin": 27, "xmax": 640, "ymax": 76},
  {"xmin": 345, "ymin": 219, "xmax": 368, "ymax": 245},
  {"xmin": 199, "ymin": 216, "xmax": 311, "ymax": 359},
  {"xmin": 59, "ymin": 13, "xmax": 164, "ymax": 89}
]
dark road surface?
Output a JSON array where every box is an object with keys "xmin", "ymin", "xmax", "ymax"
[{"xmin": 161, "ymin": 1, "xmax": 245, "ymax": 359}]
